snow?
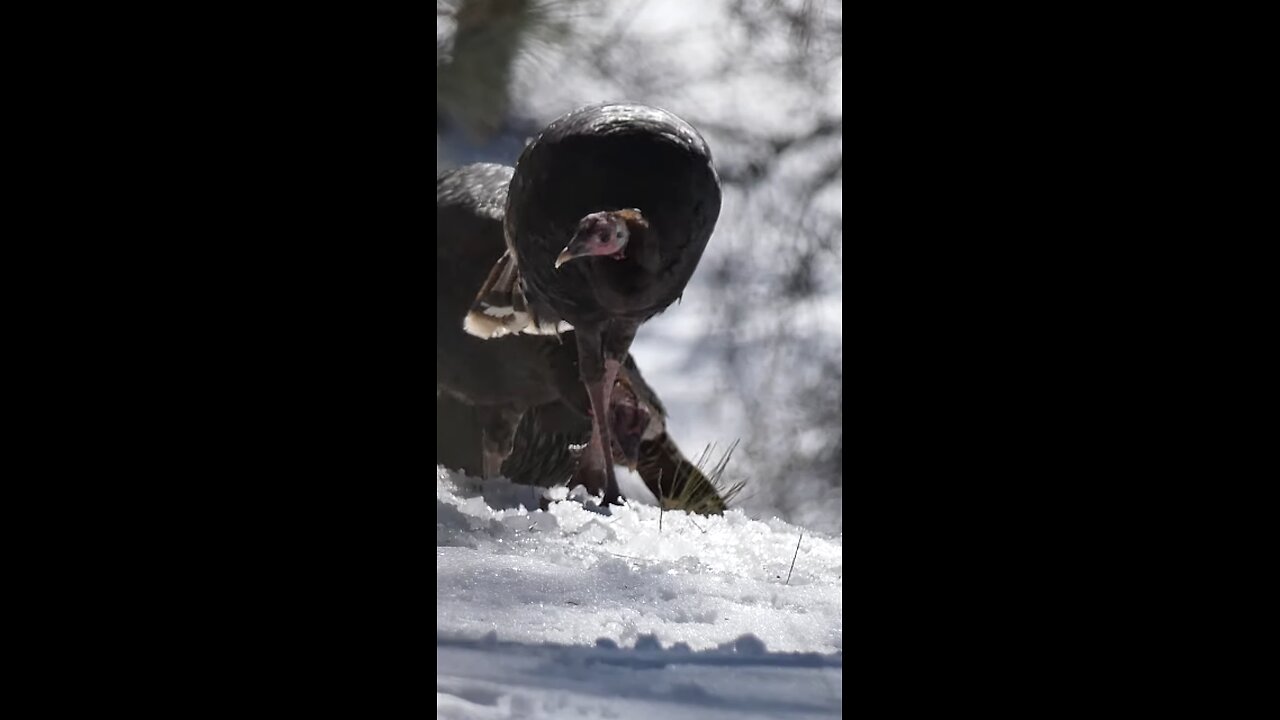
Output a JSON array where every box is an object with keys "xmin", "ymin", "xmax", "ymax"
[
  {"xmin": 437, "ymin": 635, "xmax": 841, "ymax": 719},
  {"xmin": 437, "ymin": 468, "xmax": 843, "ymax": 718}
]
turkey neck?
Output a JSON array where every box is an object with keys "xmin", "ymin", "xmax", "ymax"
[{"xmin": 534, "ymin": 254, "xmax": 669, "ymax": 325}]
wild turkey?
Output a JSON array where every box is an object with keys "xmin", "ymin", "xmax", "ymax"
[
  {"xmin": 437, "ymin": 162, "xmax": 727, "ymax": 511},
  {"xmin": 464, "ymin": 103, "xmax": 722, "ymax": 505}
]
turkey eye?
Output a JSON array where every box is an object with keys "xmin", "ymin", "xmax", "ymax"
[{"xmin": 615, "ymin": 231, "xmax": 624, "ymax": 239}]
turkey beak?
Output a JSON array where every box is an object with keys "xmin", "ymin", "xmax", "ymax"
[
  {"xmin": 554, "ymin": 247, "xmax": 576, "ymax": 269},
  {"xmin": 554, "ymin": 239, "xmax": 590, "ymax": 269}
]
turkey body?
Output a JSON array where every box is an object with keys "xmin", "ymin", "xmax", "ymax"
[
  {"xmin": 437, "ymin": 163, "xmax": 583, "ymax": 410},
  {"xmin": 437, "ymin": 162, "xmax": 725, "ymax": 511},
  {"xmin": 477, "ymin": 103, "xmax": 722, "ymax": 503},
  {"xmin": 438, "ymin": 163, "xmax": 589, "ymax": 477}
]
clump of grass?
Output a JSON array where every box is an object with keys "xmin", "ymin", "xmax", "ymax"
[{"xmin": 659, "ymin": 440, "xmax": 747, "ymax": 516}]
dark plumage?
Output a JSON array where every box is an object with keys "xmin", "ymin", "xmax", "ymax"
[
  {"xmin": 438, "ymin": 165, "xmax": 582, "ymax": 402},
  {"xmin": 439, "ymin": 163, "xmax": 586, "ymax": 477},
  {"xmin": 436, "ymin": 395, "xmax": 582, "ymax": 487},
  {"xmin": 436, "ymin": 364, "xmax": 728, "ymax": 514},
  {"xmin": 464, "ymin": 103, "xmax": 722, "ymax": 504},
  {"xmin": 438, "ymin": 161, "xmax": 726, "ymax": 511}
]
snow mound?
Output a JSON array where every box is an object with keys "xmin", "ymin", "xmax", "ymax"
[
  {"xmin": 438, "ymin": 465, "xmax": 843, "ymax": 717},
  {"xmin": 437, "ymin": 467, "xmax": 842, "ymax": 654}
]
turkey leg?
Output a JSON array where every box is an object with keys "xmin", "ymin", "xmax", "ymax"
[
  {"xmin": 572, "ymin": 329, "xmax": 622, "ymax": 504},
  {"xmin": 477, "ymin": 406, "xmax": 521, "ymax": 480},
  {"xmin": 599, "ymin": 323, "xmax": 638, "ymax": 499}
]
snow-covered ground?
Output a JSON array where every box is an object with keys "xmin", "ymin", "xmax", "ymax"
[{"xmin": 437, "ymin": 468, "xmax": 843, "ymax": 718}]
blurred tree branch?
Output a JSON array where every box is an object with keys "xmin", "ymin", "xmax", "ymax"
[{"xmin": 437, "ymin": 0, "xmax": 571, "ymax": 138}]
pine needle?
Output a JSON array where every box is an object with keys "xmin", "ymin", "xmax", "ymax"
[
  {"xmin": 659, "ymin": 439, "xmax": 747, "ymax": 516},
  {"xmin": 785, "ymin": 531, "xmax": 804, "ymax": 585}
]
